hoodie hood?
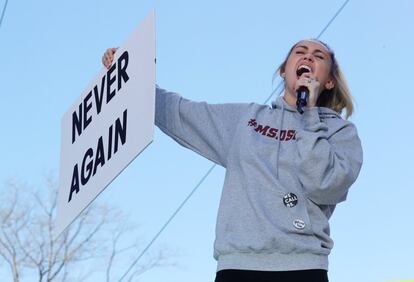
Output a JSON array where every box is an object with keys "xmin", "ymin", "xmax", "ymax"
[
  {"xmin": 271, "ymin": 96, "xmax": 296, "ymax": 112},
  {"xmin": 271, "ymin": 95, "xmax": 343, "ymax": 119}
]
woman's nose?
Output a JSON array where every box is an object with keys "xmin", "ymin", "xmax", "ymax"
[{"xmin": 303, "ymin": 53, "xmax": 314, "ymax": 61}]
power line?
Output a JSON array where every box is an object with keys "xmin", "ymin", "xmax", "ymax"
[
  {"xmin": 0, "ymin": 0, "xmax": 9, "ymax": 30},
  {"xmin": 118, "ymin": 0, "xmax": 351, "ymax": 280},
  {"xmin": 264, "ymin": 0, "xmax": 351, "ymax": 105},
  {"xmin": 316, "ymin": 0, "xmax": 350, "ymax": 39},
  {"xmin": 118, "ymin": 165, "xmax": 216, "ymax": 282}
]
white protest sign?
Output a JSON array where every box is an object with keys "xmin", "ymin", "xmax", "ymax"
[{"xmin": 56, "ymin": 11, "xmax": 156, "ymax": 237}]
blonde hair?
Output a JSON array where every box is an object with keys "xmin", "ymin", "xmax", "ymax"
[{"xmin": 277, "ymin": 39, "xmax": 354, "ymax": 119}]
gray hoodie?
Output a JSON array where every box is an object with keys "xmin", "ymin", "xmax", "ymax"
[{"xmin": 155, "ymin": 86, "xmax": 363, "ymax": 272}]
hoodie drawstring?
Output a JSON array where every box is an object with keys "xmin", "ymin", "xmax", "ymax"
[{"xmin": 275, "ymin": 101, "xmax": 285, "ymax": 179}]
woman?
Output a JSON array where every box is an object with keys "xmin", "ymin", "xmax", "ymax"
[{"xmin": 102, "ymin": 39, "xmax": 363, "ymax": 282}]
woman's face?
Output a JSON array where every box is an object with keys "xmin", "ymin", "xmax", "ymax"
[{"xmin": 282, "ymin": 40, "xmax": 334, "ymax": 97}]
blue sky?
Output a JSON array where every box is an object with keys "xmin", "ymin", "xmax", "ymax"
[{"xmin": 1, "ymin": 0, "xmax": 413, "ymax": 281}]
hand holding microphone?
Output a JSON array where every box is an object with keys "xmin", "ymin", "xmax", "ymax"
[{"xmin": 295, "ymin": 67, "xmax": 320, "ymax": 114}]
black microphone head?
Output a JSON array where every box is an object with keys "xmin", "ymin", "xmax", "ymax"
[
  {"xmin": 295, "ymin": 67, "xmax": 311, "ymax": 114},
  {"xmin": 296, "ymin": 86, "xmax": 309, "ymax": 115}
]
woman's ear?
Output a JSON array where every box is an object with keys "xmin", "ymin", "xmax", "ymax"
[{"xmin": 281, "ymin": 72, "xmax": 286, "ymax": 79}]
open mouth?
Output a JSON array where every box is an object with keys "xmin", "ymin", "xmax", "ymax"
[{"xmin": 296, "ymin": 65, "xmax": 312, "ymax": 78}]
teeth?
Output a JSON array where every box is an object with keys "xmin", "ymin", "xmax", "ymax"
[{"xmin": 298, "ymin": 65, "xmax": 312, "ymax": 72}]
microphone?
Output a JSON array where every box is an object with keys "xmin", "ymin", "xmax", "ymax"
[{"xmin": 296, "ymin": 68, "xmax": 310, "ymax": 114}]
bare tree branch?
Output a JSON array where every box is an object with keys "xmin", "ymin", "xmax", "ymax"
[{"xmin": 0, "ymin": 176, "xmax": 176, "ymax": 281}]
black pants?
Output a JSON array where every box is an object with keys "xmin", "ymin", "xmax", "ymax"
[{"xmin": 214, "ymin": 269, "xmax": 328, "ymax": 282}]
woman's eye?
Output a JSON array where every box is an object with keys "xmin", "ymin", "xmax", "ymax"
[
  {"xmin": 295, "ymin": 51, "xmax": 305, "ymax": 55},
  {"xmin": 316, "ymin": 55, "xmax": 324, "ymax": 59}
]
